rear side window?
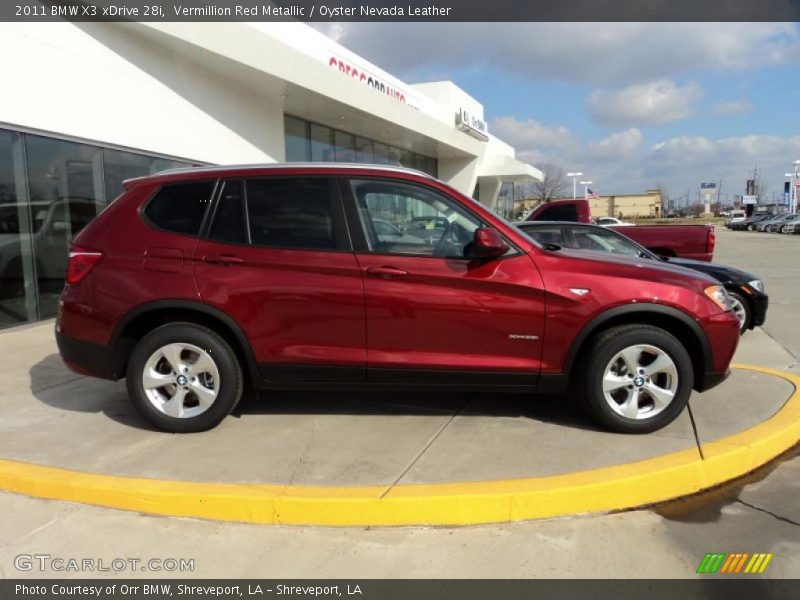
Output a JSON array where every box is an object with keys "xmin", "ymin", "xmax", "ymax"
[
  {"xmin": 144, "ymin": 181, "xmax": 214, "ymax": 235},
  {"xmin": 537, "ymin": 204, "xmax": 578, "ymax": 221},
  {"xmin": 520, "ymin": 226, "xmax": 567, "ymax": 247},
  {"xmin": 245, "ymin": 178, "xmax": 336, "ymax": 250}
]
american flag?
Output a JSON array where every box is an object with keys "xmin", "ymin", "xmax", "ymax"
[{"xmin": 586, "ymin": 188, "xmax": 599, "ymax": 200}]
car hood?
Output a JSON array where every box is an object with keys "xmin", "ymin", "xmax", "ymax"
[
  {"xmin": 664, "ymin": 257, "xmax": 755, "ymax": 284},
  {"xmin": 545, "ymin": 247, "xmax": 718, "ymax": 287}
]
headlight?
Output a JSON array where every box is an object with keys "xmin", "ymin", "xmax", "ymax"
[
  {"xmin": 704, "ymin": 285, "xmax": 732, "ymax": 311},
  {"xmin": 747, "ymin": 279, "xmax": 764, "ymax": 293}
]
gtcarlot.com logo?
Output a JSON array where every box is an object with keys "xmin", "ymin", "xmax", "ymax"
[
  {"xmin": 14, "ymin": 554, "xmax": 195, "ymax": 573},
  {"xmin": 696, "ymin": 552, "xmax": 773, "ymax": 574}
]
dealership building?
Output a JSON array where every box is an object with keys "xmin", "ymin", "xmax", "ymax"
[{"xmin": 0, "ymin": 21, "xmax": 541, "ymax": 331}]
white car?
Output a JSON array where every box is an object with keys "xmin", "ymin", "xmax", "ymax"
[{"xmin": 594, "ymin": 216, "xmax": 634, "ymax": 227}]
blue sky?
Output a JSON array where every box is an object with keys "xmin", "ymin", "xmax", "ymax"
[{"xmin": 318, "ymin": 23, "xmax": 800, "ymax": 203}]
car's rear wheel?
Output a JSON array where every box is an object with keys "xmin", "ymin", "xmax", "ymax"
[
  {"xmin": 579, "ymin": 324, "xmax": 693, "ymax": 433},
  {"xmin": 126, "ymin": 323, "xmax": 243, "ymax": 432},
  {"xmin": 727, "ymin": 290, "xmax": 751, "ymax": 334}
]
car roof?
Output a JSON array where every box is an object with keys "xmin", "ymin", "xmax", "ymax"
[
  {"xmin": 515, "ymin": 220, "xmax": 602, "ymax": 227},
  {"xmin": 123, "ymin": 162, "xmax": 436, "ymax": 190}
]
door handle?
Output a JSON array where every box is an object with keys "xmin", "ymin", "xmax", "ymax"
[
  {"xmin": 203, "ymin": 254, "xmax": 244, "ymax": 266},
  {"xmin": 366, "ymin": 266, "xmax": 408, "ymax": 278}
]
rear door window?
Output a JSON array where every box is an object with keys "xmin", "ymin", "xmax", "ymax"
[
  {"xmin": 520, "ymin": 225, "xmax": 568, "ymax": 247},
  {"xmin": 245, "ymin": 178, "xmax": 339, "ymax": 250}
]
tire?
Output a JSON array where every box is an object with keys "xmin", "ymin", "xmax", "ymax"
[
  {"xmin": 578, "ymin": 324, "xmax": 693, "ymax": 434},
  {"xmin": 126, "ymin": 322, "xmax": 243, "ymax": 433},
  {"xmin": 727, "ymin": 290, "xmax": 751, "ymax": 334}
]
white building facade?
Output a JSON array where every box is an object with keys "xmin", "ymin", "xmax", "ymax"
[{"xmin": 0, "ymin": 21, "xmax": 541, "ymax": 329}]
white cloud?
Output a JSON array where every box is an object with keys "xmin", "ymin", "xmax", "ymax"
[
  {"xmin": 490, "ymin": 117, "xmax": 577, "ymax": 152},
  {"xmin": 587, "ymin": 129, "xmax": 643, "ymax": 157},
  {"xmin": 316, "ymin": 23, "xmax": 800, "ymax": 85},
  {"xmin": 713, "ymin": 99, "xmax": 755, "ymax": 116},
  {"xmin": 587, "ymin": 80, "xmax": 704, "ymax": 126},
  {"xmin": 494, "ymin": 118, "xmax": 800, "ymax": 199}
]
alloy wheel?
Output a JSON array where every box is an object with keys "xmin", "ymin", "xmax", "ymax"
[
  {"xmin": 142, "ymin": 342, "xmax": 220, "ymax": 418},
  {"xmin": 601, "ymin": 344, "xmax": 679, "ymax": 420}
]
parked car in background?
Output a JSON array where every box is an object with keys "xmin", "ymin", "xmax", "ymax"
[
  {"xmin": 56, "ymin": 164, "xmax": 740, "ymax": 434},
  {"xmin": 757, "ymin": 213, "xmax": 798, "ymax": 232},
  {"xmin": 730, "ymin": 214, "xmax": 770, "ymax": 231},
  {"xmin": 724, "ymin": 210, "xmax": 747, "ymax": 228},
  {"xmin": 516, "ymin": 221, "xmax": 768, "ymax": 335},
  {"xmin": 526, "ymin": 198, "xmax": 716, "ymax": 261},
  {"xmin": 595, "ymin": 216, "xmax": 634, "ymax": 227},
  {"xmin": 767, "ymin": 214, "xmax": 799, "ymax": 232},
  {"xmin": 778, "ymin": 216, "xmax": 800, "ymax": 234}
]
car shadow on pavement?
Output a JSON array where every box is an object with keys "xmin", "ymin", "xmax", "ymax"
[{"xmin": 29, "ymin": 354, "xmax": 600, "ymax": 433}]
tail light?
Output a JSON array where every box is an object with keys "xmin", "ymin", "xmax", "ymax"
[
  {"xmin": 707, "ymin": 227, "xmax": 716, "ymax": 255},
  {"xmin": 65, "ymin": 245, "xmax": 103, "ymax": 285}
]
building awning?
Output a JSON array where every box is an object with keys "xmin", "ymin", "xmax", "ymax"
[{"xmin": 477, "ymin": 156, "xmax": 543, "ymax": 183}]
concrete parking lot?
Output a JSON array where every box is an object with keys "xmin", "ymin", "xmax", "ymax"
[{"xmin": 0, "ymin": 228, "xmax": 799, "ymax": 578}]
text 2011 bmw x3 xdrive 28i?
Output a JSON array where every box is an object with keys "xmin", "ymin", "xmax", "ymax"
[{"xmin": 56, "ymin": 164, "xmax": 740, "ymax": 434}]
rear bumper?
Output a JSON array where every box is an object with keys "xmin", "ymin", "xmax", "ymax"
[{"xmin": 55, "ymin": 331, "xmax": 116, "ymax": 380}]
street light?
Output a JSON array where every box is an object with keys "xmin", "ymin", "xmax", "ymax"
[
  {"xmin": 567, "ymin": 172, "xmax": 583, "ymax": 199},
  {"xmin": 579, "ymin": 180, "xmax": 593, "ymax": 199}
]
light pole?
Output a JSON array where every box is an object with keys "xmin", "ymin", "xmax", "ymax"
[
  {"xmin": 567, "ymin": 172, "xmax": 583, "ymax": 199},
  {"xmin": 579, "ymin": 180, "xmax": 593, "ymax": 199}
]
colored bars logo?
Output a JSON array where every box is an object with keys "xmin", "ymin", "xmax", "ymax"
[{"xmin": 696, "ymin": 553, "xmax": 773, "ymax": 574}]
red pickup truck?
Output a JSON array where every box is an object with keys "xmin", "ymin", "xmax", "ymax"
[{"xmin": 525, "ymin": 199, "xmax": 715, "ymax": 261}]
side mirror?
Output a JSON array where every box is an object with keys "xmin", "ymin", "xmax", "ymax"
[{"xmin": 471, "ymin": 227, "xmax": 508, "ymax": 259}]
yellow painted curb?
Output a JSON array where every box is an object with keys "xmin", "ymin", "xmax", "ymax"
[{"xmin": 0, "ymin": 364, "xmax": 797, "ymax": 526}]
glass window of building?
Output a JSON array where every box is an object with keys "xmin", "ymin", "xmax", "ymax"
[
  {"xmin": 0, "ymin": 127, "xmax": 200, "ymax": 331},
  {"xmin": 24, "ymin": 135, "xmax": 106, "ymax": 319},
  {"xmin": 284, "ymin": 116, "xmax": 310, "ymax": 162},
  {"xmin": 103, "ymin": 148, "xmax": 189, "ymax": 202},
  {"xmin": 496, "ymin": 181, "xmax": 515, "ymax": 220},
  {"xmin": 387, "ymin": 146, "xmax": 403, "ymax": 167},
  {"xmin": 355, "ymin": 137, "xmax": 373, "ymax": 163},
  {"xmin": 372, "ymin": 143, "xmax": 389, "ymax": 165},
  {"xmin": 333, "ymin": 131, "xmax": 355, "ymax": 163},
  {"xmin": 310, "ymin": 124, "xmax": 334, "ymax": 162},
  {"xmin": 0, "ymin": 130, "xmax": 37, "ymax": 329},
  {"xmin": 284, "ymin": 116, "xmax": 437, "ymax": 176}
]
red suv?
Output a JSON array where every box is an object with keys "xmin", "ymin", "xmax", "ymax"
[{"xmin": 56, "ymin": 164, "xmax": 740, "ymax": 434}]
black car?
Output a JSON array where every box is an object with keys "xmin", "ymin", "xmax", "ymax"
[
  {"xmin": 516, "ymin": 221, "xmax": 768, "ymax": 334},
  {"xmin": 731, "ymin": 214, "xmax": 771, "ymax": 231}
]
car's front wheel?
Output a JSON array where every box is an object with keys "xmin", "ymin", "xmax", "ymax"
[
  {"xmin": 126, "ymin": 323, "xmax": 243, "ymax": 432},
  {"xmin": 579, "ymin": 324, "xmax": 693, "ymax": 434}
]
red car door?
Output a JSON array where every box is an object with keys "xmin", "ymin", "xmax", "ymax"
[
  {"xmin": 343, "ymin": 177, "xmax": 546, "ymax": 384},
  {"xmin": 193, "ymin": 177, "xmax": 366, "ymax": 382}
]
